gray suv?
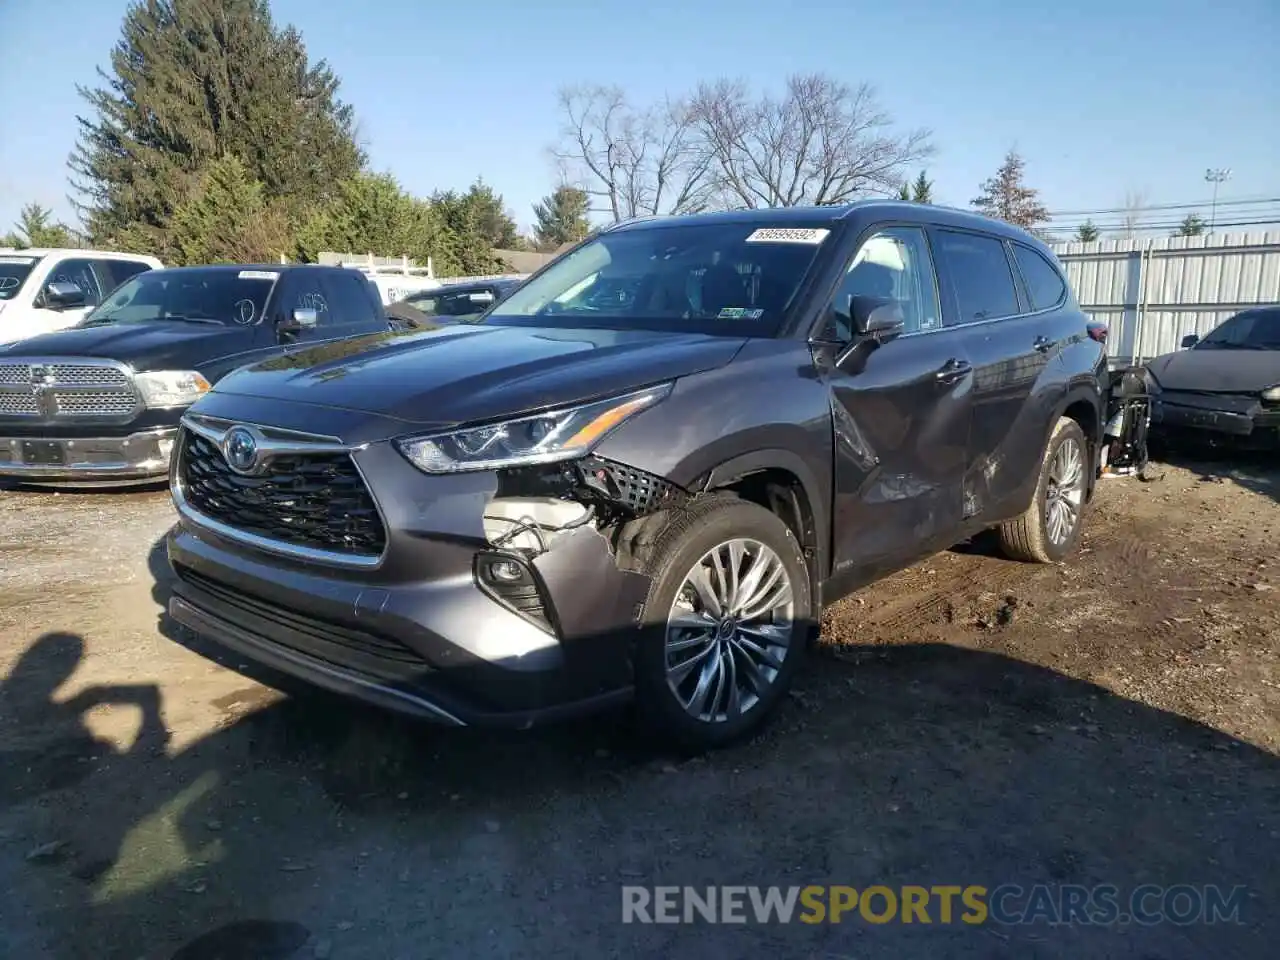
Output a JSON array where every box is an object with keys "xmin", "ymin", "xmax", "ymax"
[{"xmin": 164, "ymin": 201, "xmax": 1107, "ymax": 749}]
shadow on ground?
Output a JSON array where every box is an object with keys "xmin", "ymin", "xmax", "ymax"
[
  {"xmin": 1150, "ymin": 445, "xmax": 1279, "ymax": 506},
  {"xmin": 2, "ymin": 536, "xmax": 1276, "ymax": 959}
]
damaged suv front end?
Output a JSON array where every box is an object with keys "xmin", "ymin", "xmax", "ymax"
[{"xmin": 165, "ymin": 374, "xmax": 705, "ymax": 727}]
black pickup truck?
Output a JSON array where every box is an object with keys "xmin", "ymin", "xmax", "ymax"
[{"xmin": 0, "ymin": 263, "xmax": 392, "ymax": 485}]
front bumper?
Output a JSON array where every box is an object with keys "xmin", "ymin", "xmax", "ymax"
[
  {"xmin": 0, "ymin": 427, "xmax": 177, "ymax": 482},
  {"xmin": 1151, "ymin": 393, "xmax": 1280, "ymax": 447},
  {"xmin": 164, "ymin": 441, "xmax": 654, "ymax": 727}
]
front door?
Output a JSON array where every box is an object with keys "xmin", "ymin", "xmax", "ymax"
[
  {"xmin": 29, "ymin": 257, "xmax": 103, "ymax": 335},
  {"xmin": 826, "ymin": 225, "xmax": 973, "ymax": 588}
]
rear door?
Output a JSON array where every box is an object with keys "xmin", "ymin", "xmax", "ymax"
[
  {"xmin": 825, "ymin": 224, "xmax": 973, "ymax": 584},
  {"xmin": 321, "ymin": 269, "xmax": 390, "ymax": 337},
  {"xmin": 929, "ymin": 229, "xmax": 1058, "ymax": 520},
  {"xmin": 91, "ymin": 257, "xmax": 155, "ymax": 298}
]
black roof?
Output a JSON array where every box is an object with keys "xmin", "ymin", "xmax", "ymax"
[
  {"xmin": 146, "ymin": 263, "xmax": 351, "ymax": 276},
  {"xmin": 608, "ymin": 199, "xmax": 1049, "ymax": 248}
]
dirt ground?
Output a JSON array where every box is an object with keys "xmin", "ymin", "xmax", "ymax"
[{"xmin": 1, "ymin": 453, "xmax": 1277, "ymax": 960}]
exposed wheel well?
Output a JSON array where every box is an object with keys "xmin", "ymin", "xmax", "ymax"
[
  {"xmin": 1063, "ymin": 398, "xmax": 1100, "ymax": 444},
  {"xmin": 712, "ymin": 468, "xmax": 819, "ymax": 584}
]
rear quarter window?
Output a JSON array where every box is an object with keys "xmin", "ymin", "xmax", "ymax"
[{"xmin": 1012, "ymin": 244, "xmax": 1068, "ymax": 311}]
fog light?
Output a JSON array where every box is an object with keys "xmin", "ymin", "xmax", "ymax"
[
  {"xmin": 489, "ymin": 559, "xmax": 524, "ymax": 582},
  {"xmin": 158, "ymin": 438, "xmax": 175, "ymax": 460}
]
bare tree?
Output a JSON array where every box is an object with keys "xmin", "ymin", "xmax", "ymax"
[
  {"xmin": 687, "ymin": 74, "xmax": 933, "ymax": 208},
  {"xmin": 1121, "ymin": 188, "xmax": 1149, "ymax": 238},
  {"xmin": 552, "ymin": 85, "xmax": 713, "ymax": 222}
]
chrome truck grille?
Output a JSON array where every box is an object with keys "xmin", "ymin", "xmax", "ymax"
[{"xmin": 0, "ymin": 359, "xmax": 141, "ymax": 422}]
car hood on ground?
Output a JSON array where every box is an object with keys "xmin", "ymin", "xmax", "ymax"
[
  {"xmin": 1147, "ymin": 348, "xmax": 1280, "ymax": 393},
  {"xmin": 210, "ymin": 324, "xmax": 749, "ymax": 426},
  {"xmin": 0, "ymin": 322, "xmax": 250, "ymax": 372}
]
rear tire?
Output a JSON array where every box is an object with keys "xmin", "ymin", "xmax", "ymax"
[
  {"xmin": 997, "ymin": 417, "xmax": 1089, "ymax": 564},
  {"xmin": 627, "ymin": 493, "xmax": 812, "ymax": 751}
]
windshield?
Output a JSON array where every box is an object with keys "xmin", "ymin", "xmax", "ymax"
[
  {"xmin": 404, "ymin": 286, "xmax": 501, "ymax": 322},
  {"xmin": 1196, "ymin": 308, "xmax": 1280, "ymax": 351},
  {"xmin": 81, "ymin": 269, "xmax": 279, "ymax": 326},
  {"xmin": 0, "ymin": 255, "xmax": 41, "ymax": 302},
  {"xmin": 485, "ymin": 222, "xmax": 833, "ymax": 336}
]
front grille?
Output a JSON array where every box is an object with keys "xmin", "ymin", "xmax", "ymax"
[
  {"xmin": 54, "ymin": 390, "xmax": 138, "ymax": 416},
  {"xmin": 0, "ymin": 359, "xmax": 139, "ymax": 420},
  {"xmin": 179, "ymin": 430, "xmax": 387, "ymax": 559},
  {"xmin": 0, "ymin": 393, "xmax": 37, "ymax": 416}
]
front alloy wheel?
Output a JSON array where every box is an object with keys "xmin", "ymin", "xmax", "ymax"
[
  {"xmin": 665, "ymin": 539, "xmax": 795, "ymax": 723},
  {"xmin": 630, "ymin": 493, "xmax": 812, "ymax": 750}
]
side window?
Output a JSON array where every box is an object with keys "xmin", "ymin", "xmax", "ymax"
[
  {"xmin": 934, "ymin": 231, "xmax": 1020, "ymax": 325},
  {"xmin": 285, "ymin": 271, "xmax": 331, "ymax": 326},
  {"xmin": 1012, "ymin": 244, "xmax": 1067, "ymax": 311},
  {"xmin": 831, "ymin": 226, "xmax": 941, "ymax": 337},
  {"xmin": 94, "ymin": 259, "xmax": 152, "ymax": 294},
  {"xmin": 322, "ymin": 271, "xmax": 379, "ymax": 326},
  {"xmin": 43, "ymin": 258, "xmax": 102, "ymax": 307}
]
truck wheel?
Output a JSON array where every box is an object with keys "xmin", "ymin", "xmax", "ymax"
[
  {"xmin": 997, "ymin": 417, "xmax": 1089, "ymax": 564},
  {"xmin": 628, "ymin": 493, "xmax": 812, "ymax": 751}
]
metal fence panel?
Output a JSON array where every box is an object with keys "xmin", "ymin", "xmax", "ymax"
[{"xmin": 1050, "ymin": 231, "xmax": 1280, "ymax": 364}]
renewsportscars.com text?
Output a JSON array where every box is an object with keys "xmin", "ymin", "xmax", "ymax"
[{"xmin": 621, "ymin": 884, "xmax": 1247, "ymax": 926}]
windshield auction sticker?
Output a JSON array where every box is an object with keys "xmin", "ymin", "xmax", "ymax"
[
  {"xmin": 238, "ymin": 270, "xmax": 280, "ymax": 280},
  {"xmin": 0, "ymin": 256, "xmax": 38, "ymax": 264},
  {"xmin": 745, "ymin": 228, "xmax": 831, "ymax": 244}
]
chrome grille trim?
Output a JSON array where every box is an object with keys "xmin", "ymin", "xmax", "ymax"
[
  {"xmin": 0, "ymin": 356, "xmax": 142, "ymax": 423},
  {"xmin": 173, "ymin": 415, "xmax": 388, "ymax": 570}
]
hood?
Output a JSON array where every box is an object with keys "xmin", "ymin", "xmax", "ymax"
[
  {"xmin": 0, "ymin": 321, "xmax": 252, "ymax": 372},
  {"xmin": 210, "ymin": 324, "xmax": 748, "ymax": 425},
  {"xmin": 1146, "ymin": 347, "xmax": 1280, "ymax": 393}
]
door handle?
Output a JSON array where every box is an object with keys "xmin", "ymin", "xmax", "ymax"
[
  {"xmin": 935, "ymin": 358, "xmax": 972, "ymax": 384},
  {"xmin": 1033, "ymin": 335, "xmax": 1053, "ymax": 353}
]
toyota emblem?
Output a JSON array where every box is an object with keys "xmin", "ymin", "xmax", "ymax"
[{"xmin": 222, "ymin": 426, "xmax": 262, "ymax": 475}]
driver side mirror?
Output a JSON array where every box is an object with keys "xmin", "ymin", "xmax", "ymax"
[
  {"xmin": 1181, "ymin": 333, "xmax": 1199, "ymax": 349},
  {"xmin": 279, "ymin": 307, "xmax": 318, "ymax": 336},
  {"xmin": 42, "ymin": 280, "xmax": 87, "ymax": 310},
  {"xmin": 849, "ymin": 295, "xmax": 906, "ymax": 339}
]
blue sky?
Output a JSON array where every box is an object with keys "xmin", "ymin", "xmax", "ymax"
[{"xmin": 0, "ymin": 0, "xmax": 1276, "ymax": 237}]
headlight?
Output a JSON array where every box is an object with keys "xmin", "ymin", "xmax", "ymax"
[
  {"xmin": 1262, "ymin": 385, "xmax": 1280, "ymax": 402},
  {"xmin": 134, "ymin": 370, "xmax": 211, "ymax": 408},
  {"xmin": 397, "ymin": 383, "xmax": 672, "ymax": 473}
]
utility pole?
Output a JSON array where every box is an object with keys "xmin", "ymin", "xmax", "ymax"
[{"xmin": 1204, "ymin": 168, "xmax": 1231, "ymax": 234}]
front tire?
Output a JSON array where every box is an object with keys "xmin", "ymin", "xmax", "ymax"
[
  {"xmin": 997, "ymin": 417, "xmax": 1089, "ymax": 564},
  {"xmin": 629, "ymin": 494, "xmax": 812, "ymax": 751}
]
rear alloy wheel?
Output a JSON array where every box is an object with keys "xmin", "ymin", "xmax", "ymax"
[
  {"xmin": 630, "ymin": 494, "xmax": 811, "ymax": 750},
  {"xmin": 997, "ymin": 416, "xmax": 1089, "ymax": 563}
]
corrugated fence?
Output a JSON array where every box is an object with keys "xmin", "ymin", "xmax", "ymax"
[{"xmin": 1048, "ymin": 232, "xmax": 1280, "ymax": 364}]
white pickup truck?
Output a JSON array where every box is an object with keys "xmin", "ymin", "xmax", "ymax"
[{"xmin": 0, "ymin": 248, "xmax": 164, "ymax": 346}]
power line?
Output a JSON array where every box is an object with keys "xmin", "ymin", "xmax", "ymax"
[{"xmin": 1046, "ymin": 195, "xmax": 1280, "ymax": 218}]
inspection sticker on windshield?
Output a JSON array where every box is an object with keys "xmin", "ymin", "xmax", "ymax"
[
  {"xmin": 238, "ymin": 269, "xmax": 279, "ymax": 280},
  {"xmin": 745, "ymin": 227, "xmax": 830, "ymax": 244},
  {"xmin": 718, "ymin": 307, "xmax": 764, "ymax": 320}
]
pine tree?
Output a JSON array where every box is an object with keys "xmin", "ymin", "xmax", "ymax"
[
  {"xmin": 897, "ymin": 182, "xmax": 911, "ymax": 201},
  {"xmin": 1075, "ymin": 220, "xmax": 1099, "ymax": 243},
  {"xmin": 170, "ymin": 154, "xmax": 289, "ymax": 264},
  {"xmin": 463, "ymin": 179, "xmax": 521, "ymax": 250},
  {"xmin": 1174, "ymin": 213, "xmax": 1205, "ymax": 237},
  {"xmin": 71, "ymin": 0, "xmax": 363, "ymax": 257},
  {"xmin": 9, "ymin": 204, "xmax": 74, "ymax": 248},
  {"xmin": 532, "ymin": 186, "xmax": 590, "ymax": 250},
  {"xmin": 971, "ymin": 150, "xmax": 1050, "ymax": 230},
  {"xmin": 910, "ymin": 170, "xmax": 933, "ymax": 204}
]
